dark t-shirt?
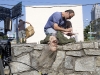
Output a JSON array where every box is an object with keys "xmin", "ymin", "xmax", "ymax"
[
  {"xmin": 18, "ymin": 21, "xmax": 25, "ymax": 31},
  {"xmin": 44, "ymin": 12, "xmax": 70, "ymax": 31}
]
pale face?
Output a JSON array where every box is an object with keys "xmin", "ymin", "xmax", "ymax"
[{"xmin": 48, "ymin": 36, "xmax": 58, "ymax": 51}]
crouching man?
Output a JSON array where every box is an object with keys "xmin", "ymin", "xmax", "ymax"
[{"xmin": 44, "ymin": 9, "xmax": 75, "ymax": 51}]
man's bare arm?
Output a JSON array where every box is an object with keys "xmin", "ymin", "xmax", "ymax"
[
  {"xmin": 25, "ymin": 21, "xmax": 31, "ymax": 24},
  {"xmin": 53, "ymin": 23, "xmax": 72, "ymax": 32}
]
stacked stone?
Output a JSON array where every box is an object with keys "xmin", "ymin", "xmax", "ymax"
[{"xmin": 6, "ymin": 41, "xmax": 100, "ymax": 75}]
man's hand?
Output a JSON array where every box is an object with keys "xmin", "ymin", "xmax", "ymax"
[{"xmin": 67, "ymin": 33, "xmax": 75, "ymax": 36}]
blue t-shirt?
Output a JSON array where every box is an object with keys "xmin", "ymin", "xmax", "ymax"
[{"xmin": 44, "ymin": 12, "xmax": 67, "ymax": 31}]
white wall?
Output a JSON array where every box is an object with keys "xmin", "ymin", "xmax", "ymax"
[{"xmin": 25, "ymin": 5, "xmax": 84, "ymax": 43}]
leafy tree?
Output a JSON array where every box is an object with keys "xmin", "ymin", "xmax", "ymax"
[
  {"xmin": 84, "ymin": 20, "xmax": 96, "ymax": 41},
  {"xmin": 84, "ymin": 25, "xmax": 90, "ymax": 41}
]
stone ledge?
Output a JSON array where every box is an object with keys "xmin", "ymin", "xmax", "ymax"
[
  {"xmin": 9, "ymin": 41, "xmax": 100, "ymax": 75},
  {"xmin": 84, "ymin": 49, "xmax": 100, "ymax": 55}
]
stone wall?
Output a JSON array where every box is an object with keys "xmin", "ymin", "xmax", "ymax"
[{"xmin": 9, "ymin": 41, "xmax": 100, "ymax": 75}]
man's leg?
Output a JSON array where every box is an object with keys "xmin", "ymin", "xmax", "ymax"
[
  {"xmin": 22, "ymin": 30, "xmax": 26, "ymax": 43},
  {"xmin": 45, "ymin": 28, "xmax": 57, "ymax": 35},
  {"xmin": 19, "ymin": 30, "xmax": 24, "ymax": 43},
  {"xmin": 18, "ymin": 31, "xmax": 22, "ymax": 43}
]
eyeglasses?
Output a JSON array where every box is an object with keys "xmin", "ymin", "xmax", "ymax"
[
  {"xmin": 68, "ymin": 16, "xmax": 72, "ymax": 19},
  {"xmin": 68, "ymin": 13, "xmax": 74, "ymax": 19},
  {"xmin": 68, "ymin": 14, "xmax": 73, "ymax": 19}
]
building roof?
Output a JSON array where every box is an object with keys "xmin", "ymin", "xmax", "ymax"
[{"xmin": 25, "ymin": 4, "xmax": 82, "ymax": 8}]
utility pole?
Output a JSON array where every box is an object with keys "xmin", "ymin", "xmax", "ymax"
[
  {"xmin": 16, "ymin": 17, "xmax": 19, "ymax": 44},
  {"xmin": 0, "ymin": 59, "xmax": 5, "ymax": 75}
]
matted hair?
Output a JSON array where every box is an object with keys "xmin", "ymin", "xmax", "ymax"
[{"xmin": 66, "ymin": 20, "xmax": 72, "ymax": 28}]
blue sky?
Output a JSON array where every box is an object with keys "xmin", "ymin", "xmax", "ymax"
[{"xmin": 0, "ymin": 0, "xmax": 100, "ymax": 33}]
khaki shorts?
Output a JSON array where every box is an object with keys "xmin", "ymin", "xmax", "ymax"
[{"xmin": 18, "ymin": 30, "xmax": 26, "ymax": 38}]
